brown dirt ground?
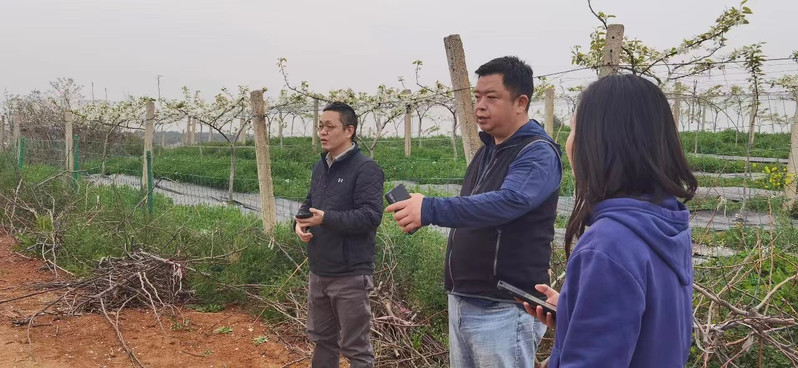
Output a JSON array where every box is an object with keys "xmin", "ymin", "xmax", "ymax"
[{"xmin": 0, "ymin": 234, "xmax": 341, "ymax": 368}]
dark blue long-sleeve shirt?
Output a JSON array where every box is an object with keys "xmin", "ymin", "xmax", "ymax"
[{"xmin": 421, "ymin": 120, "xmax": 562, "ymax": 228}]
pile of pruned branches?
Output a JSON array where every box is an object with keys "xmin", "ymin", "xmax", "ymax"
[{"xmin": 61, "ymin": 250, "xmax": 191, "ymax": 315}]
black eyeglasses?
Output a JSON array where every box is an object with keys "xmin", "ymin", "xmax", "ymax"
[{"xmin": 317, "ymin": 124, "xmax": 343, "ymax": 132}]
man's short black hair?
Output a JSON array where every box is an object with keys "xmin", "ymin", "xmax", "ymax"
[
  {"xmin": 475, "ymin": 56, "xmax": 535, "ymax": 112},
  {"xmin": 323, "ymin": 101, "xmax": 358, "ymax": 140}
]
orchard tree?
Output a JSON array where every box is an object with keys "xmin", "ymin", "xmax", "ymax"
[
  {"xmin": 74, "ymin": 97, "xmax": 148, "ymax": 174},
  {"xmin": 572, "ymin": 0, "xmax": 753, "ymax": 85},
  {"xmin": 165, "ymin": 86, "xmax": 252, "ymax": 203},
  {"xmin": 412, "ymin": 60, "xmax": 461, "ymax": 159}
]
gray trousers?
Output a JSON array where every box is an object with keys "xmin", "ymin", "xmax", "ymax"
[{"xmin": 307, "ymin": 273, "xmax": 375, "ymax": 368}]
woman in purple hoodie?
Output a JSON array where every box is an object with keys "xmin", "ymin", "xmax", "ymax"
[{"xmin": 526, "ymin": 74, "xmax": 698, "ymax": 367}]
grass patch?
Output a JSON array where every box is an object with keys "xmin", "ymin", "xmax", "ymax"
[
  {"xmin": 680, "ymin": 130, "xmax": 789, "ymax": 159},
  {"xmin": 82, "ymin": 132, "xmax": 785, "ymax": 203},
  {"xmin": 0, "ymin": 159, "xmax": 453, "ymax": 346}
]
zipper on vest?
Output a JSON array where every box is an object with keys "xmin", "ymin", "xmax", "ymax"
[
  {"xmin": 448, "ymin": 229, "xmax": 457, "ymax": 292},
  {"xmin": 492, "ymin": 229, "xmax": 502, "ymax": 277},
  {"xmin": 472, "ymin": 145, "xmax": 515, "ymax": 194}
]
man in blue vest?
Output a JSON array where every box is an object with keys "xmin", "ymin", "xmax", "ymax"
[{"xmin": 386, "ymin": 56, "xmax": 562, "ymax": 368}]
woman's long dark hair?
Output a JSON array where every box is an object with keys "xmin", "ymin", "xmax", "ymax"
[{"xmin": 564, "ymin": 74, "xmax": 698, "ymax": 256}]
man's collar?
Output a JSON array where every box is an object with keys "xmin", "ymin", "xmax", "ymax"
[{"xmin": 325, "ymin": 142, "xmax": 357, "ymax": 166}]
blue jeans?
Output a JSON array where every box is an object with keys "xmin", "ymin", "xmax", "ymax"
[{"xmin": 448, "ymin": 294, "xmax": 547, "ymax": 368}]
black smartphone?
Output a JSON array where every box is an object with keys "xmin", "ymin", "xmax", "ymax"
[
  {"xmin": 295, "ymin": 208, "xmax": 313, "ymax": 219},
  {"xmin": 384, "ymin": 184, "xmax": 417, "ymax": 235},
  {"xmin": 385, "ymin": 183, "xmax": 411, "ymax": 204},
  {"xmin": 497, "ymin": 280, "xmax": 557, "ymax": 318}
]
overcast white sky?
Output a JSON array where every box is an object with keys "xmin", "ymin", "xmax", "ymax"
[{"xmin": 1, "ymin": 0, "xmax": 796, "ymax": 101}]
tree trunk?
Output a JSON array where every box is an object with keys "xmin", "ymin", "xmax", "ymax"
[
  {"xmin": 690, "ymin": 102, "xmax": 698, "ymax": 154},
  {"xmin": 101, "ymin": 123, "xmax": 121, "ymax": 175},
  {"xmin": 417, "ymin": 111, "xmax": 423, "ymax": 148},
  {"xmin": 741, "ymin": 90, "xmax": 760, "ymax": 216},
  {"xmin": 368, "ymin": 116, "xmax": 382, "ymax": 159},
  {"xmin": 450, "ymin": 111, "xmax": 458, "ymax": 160},
  {"xmin": 784, "ymin": 92, "xmax": 798, "ymax": 207},
  {"xmin": 101, "ymin": 131, "xmax": 111, "ymax": 175},
  {"xmin": 278, "ymin": 111, "xmax": 284, "ymax": 149},
  {"xmin": 735, "ymin": 101, "xmax": 743, "ymax": 145},
  {"xmin": 228, "ymin": 144, "xmax": 237, "ymax": 204}
]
